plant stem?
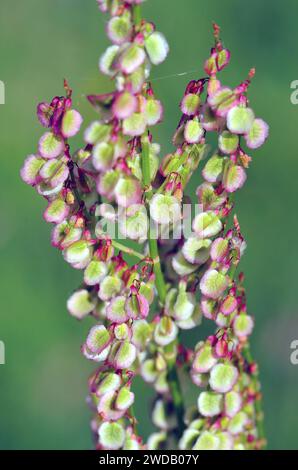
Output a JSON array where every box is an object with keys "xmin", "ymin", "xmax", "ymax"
[
  {"xmin": 141, "ymin": 136, "xmax": 185, "ymax": 438},
  {"xmin": 168, "ymin": 359, "xmax": 186, "ymax": 438},
  {"xmin": 112, "ymin": 240, "xmax": 144, "ymax": 261},
  {"xmin": 141, "ymin": 137, "xmax": 167, "ymax": 304},
  {"xmin": 133, "ymin": 5, "xmax": 142, "ymax": 28}
]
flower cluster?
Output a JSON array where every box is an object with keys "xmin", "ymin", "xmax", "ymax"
[
  {"xmin": 21, "ymin": 0, "xmax": 268, "ymax": 450},
  {"xmin": 165, "ymin": 28, "xmax": 268, "ymax": 450}
]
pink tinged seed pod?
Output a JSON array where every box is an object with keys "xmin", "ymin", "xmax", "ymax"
[
  {"xmin": 215, "ymin": 313, "xmax": 229, "ymax": 329},
  {"xmin": 216, "ymin": 48, "xmax": 231, "ymax": 71},
  {"xmin": 38, "ymin": 132, "xmax": 65, "ymax": 159},
  {"xmin": 97, "ymin": 169, "xmax": 120, "ymax": 200},
  {"xmin": 51, "ymin": 220, "xmax": 82, "ymax": 249},
  {"xmin": 244, "ymin": 118, "xmax": 269, "ymax": 149},
  {"xmin": 99, "ymin": 45, "xmax": 120, "ymax": 76},
  {"xmin": 86, "ymin": 325, "xmax": 111, "ymax": 355},
  {"xmin": 154, "ymin": 316, "xmax": 178, "ymax": 347},
  {"xmin": 145, "ymin": 32, "xmax": 169, "ymax": 65},
  {"xmin": 114, "ymin": 176, "xmax": 142, "ymax": 208},
  {"xmin": 144, "ymin": 99, "xmax": 163, "ymax": 126},
  {"xmin": 82, "ymin": 343, "xmax": 110, "ymax": 363},
  {"xmin": 209, "ymin": 363, "xmax": 239, "ymax": 393},
  {"xmin": 202, "ymin": 154, "xmax": 225, "ymax": 183},
  {"xmin": 107, "ymin": 15, "xmax": 132, "ymax": 45},
  {"xmin": 98, "ymin": 422, "xmax": 126, "ymax": 451},
  {"xmin": 201, "ymin": 297, "xmax": 217, "ymax": 320},
  {"xmin": 119, "ymin": 44, "xmax": 146, "ymax": 74},
  {"xmin": 108, "ymin": 340, "xmax": 137, "ymax": 370},
  {"xmin": 210, "ymin": 237, "xmax": 229, "ymax": 262},
  {"xmin": 192, "ymin": 343, "xmax": 217, "ymax": 374},
  {"xmin": 181, "ymin": 93, "xmax": 200, "ymax": 116},
  {"xmin": 197, "ymin": 391, "xmax": 223, "ymax": 418},
  {"xmin": 192, "ymin": 211, "xmax": 222, "ymax": 239},
  {"xmin": 233, "ymin": 313, "xmax": 254, "ymax": 338},
  {"xmin": 150, "ymin": 194, "xmax": 181, "ymax": 225},
  {"xmin": 20, "ymin": 155, "xmax": 44, "ymax": 185},
  {"xmin": 94, "ymin": 372, "xmax": 121, "ymax": 397},
  {"xmin": 123, "ymin": 112, "xmax": 147, "ymax": 137},
  {"xmin": 98, "ymin": 275, "xmax": 123, "ymax": 302},
  {"xmin": 201, "ymin": 105, "xmax": 222, "ymax": 132},
  {"xmin": 182, "ymin": 237, "xmax": 211, "ymax": 265},
  {"xmin": 43, "ymin": 198, "xmax": 69, "ymax": 224},
  {"xmin": 37, "ymin": 102, "xmax": 52, "ymax": 127},
  {"xmin": 37, "ymin": 181, "xmax": 64, "ymax": 198},
  {"xmin": 223, "ymin": 165, "xmax": 247, "ymax": 193},
  {"xmin": 131, "ymin": 320, "xmax": 151, "ymax": 350},
  {"xmin": 200, "ymin": 269, "xmax": 228, "ymax": 300},
  {"xmin": 208, "ymin": 87, "xmax": 238, "ymax": 118},
  {"xmin": 204, "ymin": 52, "xmax": 218, "ymax": 76},
  {"xmin": 207, "ymin": 77, "xmax": 221, "ymax": 97},
  {"xmin": 215, "ymin": 338, "xmax": 229, "ymax": 358},
  {"xmin": 196, "ymin": 182, "xmax": 227, "ymax": 211},
  {"xmin": 218, "ymin": 130, "xmax": 239, "ymax": 155},
  {"xmin": 126, "ymin": 293, "xmax": 149, "ymax": 320},
  {"xmin": 184, "ymin": 119, "xmax": 204, "ymax": 144},
  {"xmin": 115, "ymin": 386, "xmax": 135, "ymax": 412},
  {"xmin": 220, "ymin": 295, "xmax": 237, "ymax": 315},
  {"xmin": 61, "ymin": 109, "xmax": 83, "ymax": 138},
  {"xmin": 112, "ymin": 92, "xmax": 138, "ymax": 120},
  {"xmin": 106, "ymin": 296, "xmax": 129, "ymax": 324},
  {"xmin": 63, "ymin": 239, "xmax": 92, "ymax": 269},
  {"xmin": 97, "ymin": 392, "xmax": 127, "ymax": 421},
  {"xmin": 67, "ymin": 289, "xmax": 96, "ymax": 319},
  {"xmin": 226, "ymin": 106, "xmax": 255, "ymax": 135},
  {"xmin": 39, "ymin": 159, "xmax": 69, "ymax": 188},
  {"xmin": 114, "ymin": 323, "xmax": 132, "ymax": 342},
  {"xmin": 92, "ymin": 142, "xmax": 115, "ymax": 171},
  {"xmin": 225, "ymin": 391, "xmax": 242, "ymax": 419},
  {"xmin": 84, "ymin": 259, "xmax": 108, "ymax": 286}
]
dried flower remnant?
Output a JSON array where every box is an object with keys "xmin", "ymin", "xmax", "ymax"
[{"xmin": 21, "ymin": 0, "xmax": 268, "ymax": 451}]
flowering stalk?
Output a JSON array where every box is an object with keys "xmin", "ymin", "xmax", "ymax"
[
  {"xmin": 168, "ymin": 25, "xmax": 269, "ymax": 450},
  {"xmin": 21, "ymin": 0, "xmax": 268, "ymax": 451}
]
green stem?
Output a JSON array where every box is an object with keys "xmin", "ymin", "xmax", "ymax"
[
  {"xmin": 133, "ymin": 5, "xmax": 142, "ymax": 28},
  {"xmin": 141, "ymin": 136, "xmax": 185, "ymax": 438},
  {"xmin": 141, "ymin": 136, "xmax": 167, "ymax": 304},
  {"xmin": 112, "ymin": 240, "xmax": 144, "ymax": 261},
  {"xmin": 168, "ymin": 359, "xmax": 186, "ymax": 438}
]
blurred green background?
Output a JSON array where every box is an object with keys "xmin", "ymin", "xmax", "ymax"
[{"xmin": 1, "ymin": 0, "xmax": 298, "ymax": 449}]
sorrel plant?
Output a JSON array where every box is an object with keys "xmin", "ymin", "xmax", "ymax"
[{"xmin": 21, "ymin": 0, "xmax": 269, "ymax": 450}]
